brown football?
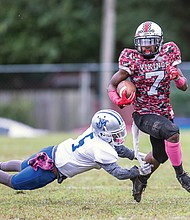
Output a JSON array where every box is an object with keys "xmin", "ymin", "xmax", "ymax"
[{"xmin": 117, "ymin": 80, "xmax": 136, "ymax": 98}]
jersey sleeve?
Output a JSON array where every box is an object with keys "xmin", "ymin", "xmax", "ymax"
[
  {"xmin": 98, "ymin": 162, "xmax": 139, "ymax": 180},
  {"xmin": 165, "ymin": 42, "xmax": 182, "ymax": 66},
  {"xmin": 118, "ymin": 48, "xmax": 136, "ymax": 75},
  {"xmin": 114, "ymin": 145, "xmax": 135, "ymax": 160}
]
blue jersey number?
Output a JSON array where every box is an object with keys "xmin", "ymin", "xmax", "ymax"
[{"xmin": 72, "ymin": 132, "xmax": 94, "ymax": 152}]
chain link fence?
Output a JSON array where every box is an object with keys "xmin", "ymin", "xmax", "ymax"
[{"xmin": 0, "ymin": 63, "xmax": 189, "ymax": 131}]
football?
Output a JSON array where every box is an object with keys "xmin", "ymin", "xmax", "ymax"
[{"xmin": 117, "ymin": 80, "xmax": 136, "ymax": 98}]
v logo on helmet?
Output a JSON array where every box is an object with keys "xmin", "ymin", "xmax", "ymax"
[{"xmin": 96, "ymin": 117, "xmax": 109, "ymax": 131}]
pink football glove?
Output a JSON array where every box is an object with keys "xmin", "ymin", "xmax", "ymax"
[
  {"xmin": 166, "ymin": 66, "xmax": 180, "ymax": 80},
  {"xmin": 108, "ymin": 90, "xmax": 136, "ymax": 108},
  {"xmin": 117, "ymin": 90, "xmax": 136, "ymax": 108}
]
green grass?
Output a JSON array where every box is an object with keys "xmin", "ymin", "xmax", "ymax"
[{"xmin": 0, "ymin": 130, "xmax": 190, "ymax": 220}]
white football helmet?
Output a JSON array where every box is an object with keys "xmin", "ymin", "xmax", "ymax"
[
  {"xmin": 91, "ymin": 109, "xmax": 127, "ymax": 147},
  {"xmin": 134, "ymin": 21, "xmax": 163, "ymax": 58}
]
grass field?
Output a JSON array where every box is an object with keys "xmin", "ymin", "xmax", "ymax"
[{"xmin": 0, "ymin": 130, "xmax": 190, "ymax": 220}]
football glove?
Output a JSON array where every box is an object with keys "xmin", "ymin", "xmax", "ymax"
[
  {"xmin": 166, "ymin": 66, "xmax": 180, "ymax": 81},
  {"xmin": 117, "ymin": 90, "xmax": 136, "ymax": 108},
  {"xmin": 138, "ymin": 163, "xmax": 153, "ymax": 176},
  {"xmin": 108, "ymin": 90, "xmax": 136, "ymax": 108}
]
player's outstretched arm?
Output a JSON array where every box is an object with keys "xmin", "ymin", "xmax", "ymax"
[
  {"xmin": 98, "ymin": 162, "xmax": 153, "ymax": 180},
  {"xmin": 115, "ymin": 145, "xmax": 147, "ymax": 162},
  {"xmin": 98, "ymin": 162, "xmax": 139, "ymax": 180},
  {"xmin": 114, "ymin": 145, "xmax": 135, "ymax": 160}
]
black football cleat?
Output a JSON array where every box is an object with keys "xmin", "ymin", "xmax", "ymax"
[
  {"xmin": 177, "ymin": 172, "xmax": 190, "ymax": 192},
  {"xmin": 131, "ymin": 176, "xmax": 147, "ymax": 202}
]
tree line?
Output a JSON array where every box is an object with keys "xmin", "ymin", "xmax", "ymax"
[{"xmin": 0, "ymin": 0, "xmax": 190, "ymax": 64}]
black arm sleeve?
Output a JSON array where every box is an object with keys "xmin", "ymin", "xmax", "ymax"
[
  {"xmin": 97, "ymin": 162, "xmax": 139, "ymax": 180},
  {"xmin": 114, "ymin": 145, "xmax": 135, "ymax": 160}
]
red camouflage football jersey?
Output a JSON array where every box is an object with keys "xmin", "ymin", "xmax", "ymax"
[{"xmin": 119, "ymin": 42, "xmax": 181, "ymax": 119}]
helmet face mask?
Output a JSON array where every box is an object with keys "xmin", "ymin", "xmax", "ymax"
[
  {"xmin": 111, "ymin": 129, "xmax": 126, "ymax": 145},
  {"xmin": 91, "ymin": 109, "xmax": 127, "ymax": 147},
  {"xmin": 134, "ymin": 21, "xmax": 163, "ymax": 58}
]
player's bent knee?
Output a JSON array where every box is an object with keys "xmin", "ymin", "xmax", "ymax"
[{"xmin": 167, "ymin": 133, "xmax": 179, "ymax": 143}]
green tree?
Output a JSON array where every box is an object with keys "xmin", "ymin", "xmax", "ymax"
[
  {"xmin": 0, "ymin": 0, "xmax": 190, "ymax": 64},
  {"xmin": 0, "ymin": 0, "xmax": 102, "ymax": 64},
  {"xmin": 116, "ymin": 0, "xmax": 190, "ymax": 61}
]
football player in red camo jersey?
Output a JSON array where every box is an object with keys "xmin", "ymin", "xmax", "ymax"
[{"xmin": 108, "ymin": 21, "xmax": 190, "ymax": 202}]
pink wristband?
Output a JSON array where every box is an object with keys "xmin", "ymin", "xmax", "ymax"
[
  {"xmin": 174, "ymin": 77, "xmax": 186, "ymax": 88},
  {"xmin": 108, "ymin": 90, "xmax": 120, "ymax": 105}
]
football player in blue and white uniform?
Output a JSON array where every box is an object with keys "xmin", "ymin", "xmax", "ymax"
[{"xmin": 0, "ymin": 109, "xmax": 152, "ymax": 192}]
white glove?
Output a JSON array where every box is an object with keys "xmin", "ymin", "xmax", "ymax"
[{"xmin": 138, "ymin": 163, "xmax": 153, "ymax": 176}]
